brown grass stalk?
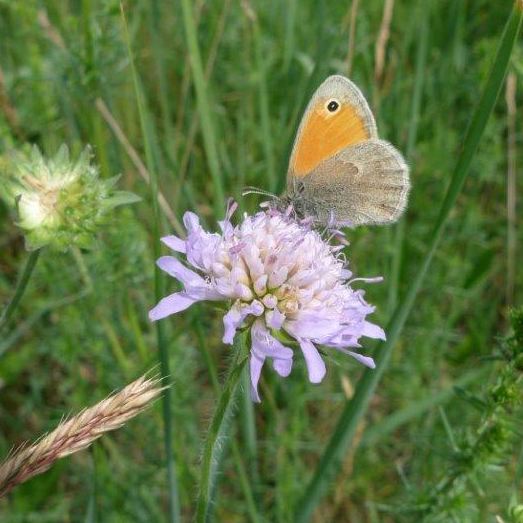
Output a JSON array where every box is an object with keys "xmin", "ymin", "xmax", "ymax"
[
  {"xmin": 0, "ymin": 373, "xmax": 165, "ymax": 497},
  {"xmin": 95, "ymin": 98, "xmax": 184, "ymax": 236},
  {"xmin": 375, "ymin": 0, "xmax": 395, "ymax": 84},
  {"xmin": 0, "ymin": 66, "xmax": 24, "ymax": 140},
  {"xmin": 345, "ymin": 0, "xmax": 360, "ymax": 76}
]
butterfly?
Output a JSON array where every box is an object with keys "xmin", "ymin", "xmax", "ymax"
[{"xmin": 276, "ymin": 74, "xmax": 410, "ymax": 227}]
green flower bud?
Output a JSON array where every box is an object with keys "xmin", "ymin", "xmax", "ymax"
[
  {"xmin": 0, "ymin": 145, "xmax": 140, "ymax": 251},
  {"xmin": 510, "ymin": 504, "xmax": 523, "ymax": 523}
]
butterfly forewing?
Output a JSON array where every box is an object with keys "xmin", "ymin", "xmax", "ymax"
[{"xmin": 288, "ymin": 76, "xmax": 377, "ymax": 178}]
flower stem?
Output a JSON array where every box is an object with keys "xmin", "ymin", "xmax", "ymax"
[
  {"xmin": 195, "ymin": 321, "xmax": 260, "ymax": 522},
  {"xmin": 0, "ymin": 249, "xmax": 41, "ymax": 332},
  {"xmin": 196, "ymin": 333, "xmax": 249, "ymax": 523}
]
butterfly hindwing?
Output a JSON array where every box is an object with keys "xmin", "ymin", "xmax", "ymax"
[{"xmin": 291, "ymin": 140, "xmax": 410, "ymax": 226}]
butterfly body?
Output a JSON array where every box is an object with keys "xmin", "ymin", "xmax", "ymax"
[{"xmin": 282, "ymin": 75, "xmax": 410, "ymax": 227}]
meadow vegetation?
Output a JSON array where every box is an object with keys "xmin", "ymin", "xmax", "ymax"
[{"xmin": 0, "ymin": 0, "xmax": 522, "ymax": 521}]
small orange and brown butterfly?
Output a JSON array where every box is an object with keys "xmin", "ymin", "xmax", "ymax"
[{"xmin": 283, "ymin": 75, "xmax": 409, "ymax": 227}]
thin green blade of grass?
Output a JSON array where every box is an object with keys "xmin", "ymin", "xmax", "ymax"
[
  {"xmin": 360, "ymin": 366, "xmax": 488, "ymax": 447},
  {"xmin": 240, "ymin": 366, "xmax": 258, "ymax": 481},
  {"xmin": 0, "ymin": 249, "xmax": 41, "ymax": 333},
  {"xmin": 252, "ymin": 16, "xmax": 276, "ymax": 193},
  {"xmin": 387, "ymin": 0, "xmax": 430, "ymax": 314},
  {"xmin": 294, "ymin": 3, "xmax": 523, "ymax": 521},
  {"xmin": 81, "ymin": 0, "xmax": 111, "ymax": 178},
  {"xmin": 146, "ymin": 0, "xmax": 177, "ymax": 162},
  {"xmin": 282, "ymin": 0, "xmax": 297, "ymax": 72},
  {"xmin": 179, "ymin": 0, "xmax": 225, "ymax": 216},
  {"xmin": 120, "ymin": 4, "xmax": 181, "ymax": 522}
]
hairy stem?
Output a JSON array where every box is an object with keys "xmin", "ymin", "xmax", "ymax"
[{"xmin": 196, "ymin": 333, "xmax": 249, "ymax": 523}]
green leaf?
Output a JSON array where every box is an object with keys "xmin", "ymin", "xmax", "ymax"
[{"xmin": 104, "ymin": 191, "xmax": 142, "ymax": 208}]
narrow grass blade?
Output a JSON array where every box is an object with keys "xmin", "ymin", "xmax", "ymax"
[
  {"xmin": 505, "ymin": 71, "xmax": 517, "ymax": 306},
  {"xmin": 146, "ymin": 0, "xmax": 177, "ymax": 159},
  {"xmin": 361, "ymin": 367, "xmax": 488, "ymax": 447},
  {"xmin": 294, "ymin": 4, "xmax": 523, "ymax": 521},
  {"xmin": 179, "ymin": 0, "xmax": 225, "ymax": 215},
  {"xmin": 252, "ymin": 13, "xmax": 276, "ymax": 192},
  {"xmin": 282, "ymin": 0, "xmax": 297, "ymax": 72},
  {"xmin": 240, "ymin": 366, "xmax": 258, "ymax": 480},
  {"xmin": 0, "ymin": 249, "xmax": 41, "ymax": 333},
  {"xmin": 120, "ymin": 4, "xmax": 181, "ymax": 522},
  {"xmin": 387, "ymin": 0, "xmax": 430, "ymax": 314}
]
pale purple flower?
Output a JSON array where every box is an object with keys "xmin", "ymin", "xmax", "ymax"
[{"xmin": 149, "ymin": 204, "xmax": 385, "ymax": 402}]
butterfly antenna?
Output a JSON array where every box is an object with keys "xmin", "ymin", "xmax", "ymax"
[{"xmin": 242, "ymin": 186, "xmax": 279, "ymax": 199}]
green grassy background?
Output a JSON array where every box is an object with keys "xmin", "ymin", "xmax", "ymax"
[{"xmin": 0, "ymin": 0, "xmax": 522, "ymax": 521}]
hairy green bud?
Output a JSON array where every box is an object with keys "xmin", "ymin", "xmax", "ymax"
[{"xmin": 0, "ymin": 145, "xmax": 140, "ymax": 251}]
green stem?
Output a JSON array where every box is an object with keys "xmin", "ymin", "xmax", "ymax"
[
  {"xmin": 179, "ymin": 0, "xmax": 225, "ymax": 216},
  {"xmin": 240, "ymin": 366, "xmax": 258, "ymax": 482},
  {"xmin": 196, "ymin": 333, "xmax": 249, "ymax": 523},
  {"xmin": 387, "ymin": 0, "xmax": 429, "ymax": 314},
  {"xmin": 294, "ymin": 3, "xmax": 523, "ymax": 521},
  {"xmin": 0, "ymin": 249, "xmax": 41, "ymax": 332},
  {"xmin": 195, "ymin": 320, "xmax": 260, "ymax": 522},
  {"xmin": 120, "ymin": 5, "xmax": 181, "ymax": 522}
]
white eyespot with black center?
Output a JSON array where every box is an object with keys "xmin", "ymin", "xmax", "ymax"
[{"xmin": 326, "ymin": 99, "xmax": 340, "ymax": 113}]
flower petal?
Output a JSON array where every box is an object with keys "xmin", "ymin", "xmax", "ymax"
[
  {"xmin": 161, "ymin": 235, "xmax": 186, "ymax": 253},
  {"xmin": 222, "ymin": 301, "xmax": 264, "ymax": 344},
  {"xmin": 347, "ymin": 351, "xmax": 376, "ymax": 368},
  {"xmin": 250, "ymin": 353, "xmax": 264, "ymax": 402},
  {"xmin": 183, "ymin": 211, "xmax": 200, "ymax": 231},
  {"xmin": 253, "ymin": 274, "xmax": 268, "ymax": 295},
  {"xmin": 156, "ymin": 256, "xmax": 204, "ymax": 287},
  {"xmin": 156, "ymin": 256, "xmax": 222, "ymax": 301},
  {"xmin": 222, "ymin": 306, "xmax": 242, "ymax": 345},
  {"xmin": 184, "ymin": 285, "xmax": 222, "ymax": 301},
  {"xmin": 266, "ymin": 309, "xmax": 285, "ymax": 330},
  {"xmin": 299, "ymin": 339, "xmax": 326, "ymax": 384},
  {"xmin": 285, "ymin": 315, "xmax": 338, "ymax": 341},
  {"xmin": 250, "ymin": 321, "xmax": 294, "ymax": 401},
  {"xmin": 361, "ymin": 321, "xmax": 386, "ymax": 340},
  {"xmin": 251, "ymin": 320, "xmax": 293, "ymax": 360},
  {"xmin": 268, "ymin": 266, "xmax": 288, "ymax": 288},
  {"xmin": 335, "ymin": 347, "xmax": 376, "ymax": 368},
  {"xmin": 149, "ymin": 292, "xmax": 197, "ymax": 321},
  {"xmin": 273, "ymin": 357, "xmax": 292, "ymax": 377}
]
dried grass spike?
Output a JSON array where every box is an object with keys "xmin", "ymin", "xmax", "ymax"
[{"xmin": 0, "ymin": 373, "xmax": 166, "ymax": 498}]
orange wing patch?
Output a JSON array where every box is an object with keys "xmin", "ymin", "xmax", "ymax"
[{"xmin": 291, "ymin": 103, "xmax": 370, "ymax": 177}]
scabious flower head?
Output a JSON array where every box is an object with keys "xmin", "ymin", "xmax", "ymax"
[
  {"xmin": 0, "ymin": 144, "xmax": 140, "ymax": 251},
  {"xmin": 149, "ymin": 203, "xmax": 385, "ymax": 402}
]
